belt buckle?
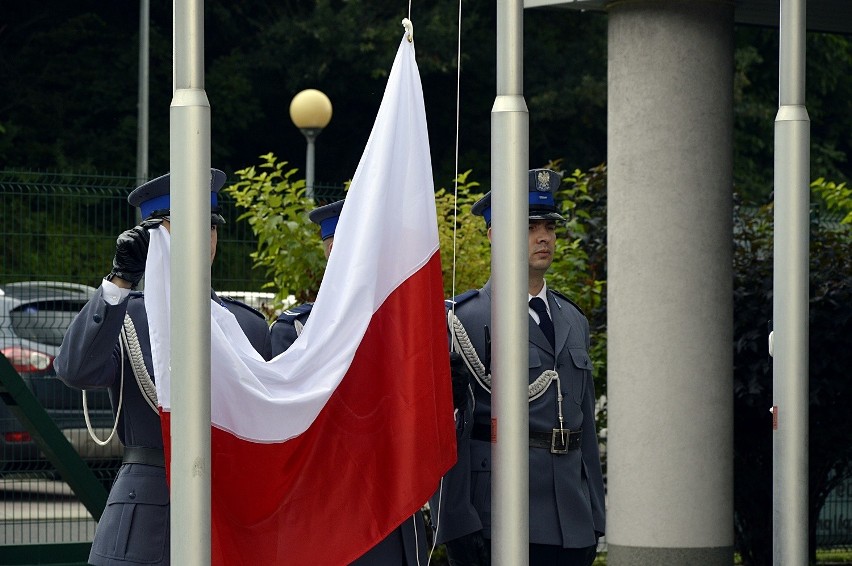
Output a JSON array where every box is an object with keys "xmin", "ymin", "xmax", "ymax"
[{"xmin": 551, "ymin": 428, "xmax": 569, "ymax": 454}]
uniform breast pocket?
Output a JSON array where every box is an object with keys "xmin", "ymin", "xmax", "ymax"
[
  {"xmin": 91, "ymin": 471, "xmax": 169, "ymax": 563},
  {"xmin": 529, "ymin": 347, "xmax": 543, "ymax": 370},
  {"xmin": 568, "ymin": 347, "xmax": 593, "ymax": 404}
]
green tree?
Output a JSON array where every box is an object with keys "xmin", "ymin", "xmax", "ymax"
[
  {"xmin": 732, "ymin": 186, "xmax": 852, "ymax": 565},
  {"xmin": 435, "ymin": 170, "xmax": 488, "ymax": 295},
  {"xmin": 733, "ymin": 28, "xmax": 852, "ymax": 203},
  {"xmin": 4, "ymin": 2, "xmax": 851, "ymax": 205},
  {"xmin": 225, "ymin": 153, "xmax": 328, "ymax": 310}
]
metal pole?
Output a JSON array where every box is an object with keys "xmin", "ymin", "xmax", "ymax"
[
  {"xmin": 171, "ymin": 0, "xmax": 212, "ymax": 564},
  {"xmin": 773, "ymin": 0, "xmax": 809, "ymax": 563},
  {"xmin": 136, "ymin": 0, "xmax": 150, "ymax": 189},
  {"xmin": 492, "ymin": 0, "xmax": 529, "ymax": 564},
  {"xmin": 302, "ymin": 129, "xmax": 319, "ymax": 201}
]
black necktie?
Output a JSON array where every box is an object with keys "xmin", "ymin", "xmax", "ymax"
[{"xmin": 529, "ymin": 297, "xmax": 555, "ymax": 349}]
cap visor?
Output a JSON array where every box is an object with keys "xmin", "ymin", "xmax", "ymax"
[{"xmin": 529, "ymin": 211, "xmax": 566, "ymax": 222}]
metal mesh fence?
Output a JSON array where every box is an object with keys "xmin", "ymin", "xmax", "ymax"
[{"xmin": 818, "ymin": 476, "xmax": 852, "ymax": 548}]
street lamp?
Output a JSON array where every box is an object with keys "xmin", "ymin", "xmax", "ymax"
[{"xmin": 289, "ymin": 89, "xmax": 333, "ymax": 201}]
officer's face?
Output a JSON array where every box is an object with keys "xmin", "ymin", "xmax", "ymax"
[
  {"xmin": 486, "ymin": 219, "xmax": 556, "ymax": 275},
  {"xmin": 528, "ymin": 219, "xmax": 556, "ymax": 275}
]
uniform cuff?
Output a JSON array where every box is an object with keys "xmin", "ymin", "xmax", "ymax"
[{"xmin": 101, "ymin": 278, "xmax": 131, "ymax": 305}]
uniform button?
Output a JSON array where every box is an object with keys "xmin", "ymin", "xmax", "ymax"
[
  {"xmin": 129, "ymin": 490, "xmax": 136, "ymax": 500},
  {"xmin": 480, "ymin": 459, "xmax": 487, "ymax": 469},
  {"xmin": 92, "ymin": 313, "xmax": 102, "ymax": 323}
]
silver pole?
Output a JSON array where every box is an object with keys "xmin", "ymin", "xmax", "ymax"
[
  {"xmin": 136, "ymin": 0, "xmax": 150, "ymax": 188},
  {"xmin": 302, "ymin": 129, "xmax": 319, "ymax": 201},
  {"xmin": 773, "ymin": 0, "xmax": 810, "ymax": 564},
  {"xmin": 171, "ymin": 0, "xmax": 211, "ymax": 564},
  {"xmin": 492, "ymin": 0, "xmax": 529, "ymax": 564}
]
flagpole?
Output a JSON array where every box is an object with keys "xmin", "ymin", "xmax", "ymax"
[
  {"xmin": 491, "ymin": 1, "xmax": 529, "ymax": 564},
  {"xmin": 171, "ymin": 0, "xmax": 212, "ymax": 564},
  {"xmin": 772, "ymin": 0, "xmax": 809, "ymax": 563},
  {"xmin": 136, "ymin": 0, "xmax": 149, "ymax": 189}
]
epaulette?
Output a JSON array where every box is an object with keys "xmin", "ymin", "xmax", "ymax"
[
  {"xmin": 550, "ymin": 289, "xmax": 585, "ymax": 317},
  {"xmin": 220, "ymin": 296, "xmax": 267, "ymax": 320},
  {"xmin": 277, "ymin": 302, "xmax": 314, "ymax": 323},
  {"xmin": 445, "ymin": 289, "xmax": 479, "ymax": 311}
]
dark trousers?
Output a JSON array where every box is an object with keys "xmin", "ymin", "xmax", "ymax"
[
  {"xmin": 447, "ymin": 541, "xmax": 597, "ymax": 566},
  {"xmin": 529, "ymin": 543, "xmax": 597, "ymax": 566}
]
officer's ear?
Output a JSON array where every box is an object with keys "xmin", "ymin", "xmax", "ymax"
[{"xmin": 487, "ymin": 226, "xmax": 493, "ymax": 243}]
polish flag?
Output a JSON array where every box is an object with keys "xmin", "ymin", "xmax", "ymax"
[{"xmin": 145, "ymin": 27, "xmax": 456, "ymax": 565}]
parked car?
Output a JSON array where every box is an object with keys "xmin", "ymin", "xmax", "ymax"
[{"xmin": 0, "ymin": 281, "xmax": 122, "ymax": 474}]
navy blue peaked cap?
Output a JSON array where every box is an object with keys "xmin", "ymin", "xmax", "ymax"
[
  {"xmin": 128, "ymin": 169, "xmax": 227, "ymax": 225},
  {"xmin": 308, "ymin": 199, "xmax": 345, "ymax": 240},
  {"xmin": 471, "ymin": 168, "xmax": 566, "ymax": 227}
]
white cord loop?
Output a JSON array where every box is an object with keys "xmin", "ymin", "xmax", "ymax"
[
  {"xmin": 83, "ymin": 312, "xmax": 158, "ymax": 447},
  {"xmin": 122, "ymin": 313, "xmax": 159, "ymax": 412},
  {"xmin": 402, "ymin": 18, "xmax": 414, "ymax": 43},
  {"xmin": 449, "ymin": 311, "xmax": 559, "ymax": 401}
]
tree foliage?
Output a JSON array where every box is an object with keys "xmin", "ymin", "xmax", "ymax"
[
  {"xmin": 3, "ymin": 3, "xmax": 850, "ymax": 206},
  {"xmin": 732, "ymin": 186, "xmax": 852, "ymax": 566},
  {"xmin": 225, "ymin": 154, "xmax": 327, "ymax": 308},
  {"xmin": 732, "ymin": 27, "xmax": 852, "ymax": 203},
  {"xmin": 0, "ymin": 1, "xmax": 604, "ymax": 185}
]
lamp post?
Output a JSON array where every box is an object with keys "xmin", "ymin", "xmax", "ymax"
[{"xmin": 290, "ymin": 89, "xmax": 333, "ymax": 201}]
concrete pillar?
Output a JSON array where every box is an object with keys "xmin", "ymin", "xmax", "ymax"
[{"xmin": 606, "ymin": 1, "xmax": 734, "ymax": 564}]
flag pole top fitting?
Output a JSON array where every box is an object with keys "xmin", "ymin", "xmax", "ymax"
[{"xmin": 402, "ymin": 18, "xmax": 413, "ymax": 43}]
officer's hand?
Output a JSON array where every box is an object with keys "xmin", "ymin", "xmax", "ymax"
[
  {"xmin": 109, "ymin": 217, "xmax": 164, "ymax": 287},
  {"xmin": 449, "ymin": 352, "xmax": 472, "ymax": 411},
  {"xmin": 444, "ymin": 530, "xmax": 490, "ymax": 566}
]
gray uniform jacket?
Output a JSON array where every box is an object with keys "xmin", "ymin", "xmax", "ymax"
[
  {"xmin": 271, "ymin": 305, "xmax": 429, "ymax": 566},
  {"xmin": 55, "ymin": 286, "xmax": 271, "ymax": 566},
  {"xmin": 432, "ymin": 280, "xmax": 605, "ymax": 549}
]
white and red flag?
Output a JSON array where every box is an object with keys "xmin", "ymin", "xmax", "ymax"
[{"xmin": 144, "ymin": 27, "xmax": 456, "ymax": 565}]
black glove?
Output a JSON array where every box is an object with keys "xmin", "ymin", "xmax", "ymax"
[
  {"xmin": 109, "ymin": 217, "xmax": 164, "ymax": 287},
  {"xmin": 449, "ymin": 352, "xmax": 472, "ymax": 411},
  {"xmin": 445, "ymin": 530, "xmax": 490, "ymax": 566}
]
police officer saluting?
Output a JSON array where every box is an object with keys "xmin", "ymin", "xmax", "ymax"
[
  {"xmin": 432, "ymin": 169, "xmax": 606, "ymax": 566},
  {"xmin": 270, "ymin": 199, "xmax": 430, "ymax": 565},
  {"xmin": 55, "ymin": 170, "xmax": 271, "ymax": 566}
]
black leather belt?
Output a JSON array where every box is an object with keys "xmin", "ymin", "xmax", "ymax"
[
  {"xmin": 472, "ymin": 424, "xmax": 582, "ymax": 454},
  {"xmin": 123, "ymin": 446, "xmax": 166, "ymax": 467}
]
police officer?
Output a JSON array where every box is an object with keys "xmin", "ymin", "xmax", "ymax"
[
  {"xmin": 270, "ymin": 199, "xmax": 430, "ymax": 566},
  {"xmin": 55, "ymin": 170, "xmax": 272, "ymax": 566},
  {"xmin": 432, "ymin": 169, "xmax": 606, "ymax": 566}
]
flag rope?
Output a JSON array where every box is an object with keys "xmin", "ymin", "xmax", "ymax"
[{"xmin": 429, "ymin": 0, "xmax": 465, "ymax": 563}]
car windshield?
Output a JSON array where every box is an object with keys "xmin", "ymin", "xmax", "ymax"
[
  {"xmin": 2, "ymin": 282, "xmax": 97, "ymax": 347},
  {"xmin": 9, "ymin": 300, "xmax": 90, "ymax": 346}
]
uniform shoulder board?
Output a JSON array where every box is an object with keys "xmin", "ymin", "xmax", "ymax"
[
  {"xmin": 277, "ymin": 302, "xmax": 314, "ymax": 323},
  {"xmin": 550, "ymin": 289, "xmax": 585, "ymax": 317},
  {"xmin": 445, "ymin": 289, "xmax": 479, "ymax": 310},
  {"xmin": 220, "ymin": 296, "xmax": 267, "ymax": 320}
]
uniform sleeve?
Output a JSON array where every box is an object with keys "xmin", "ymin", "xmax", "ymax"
[
  {"xmin": 270, "ymin": 319, "xmax": 299, "ymax": 356},
  {"xmin": 429, "ymin": 325, "xmax": 483, "ymax": 544},
  {"xmin": 55, "ymin": 286, "xmax": 127, "ymax": 389},
  {"xmin": 580, "ymin": 319, "xmax": 606, "ymax": 535},
  {"xmin": 429, "ymin": 403, "xmax": 482, "ymax": 544}
]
